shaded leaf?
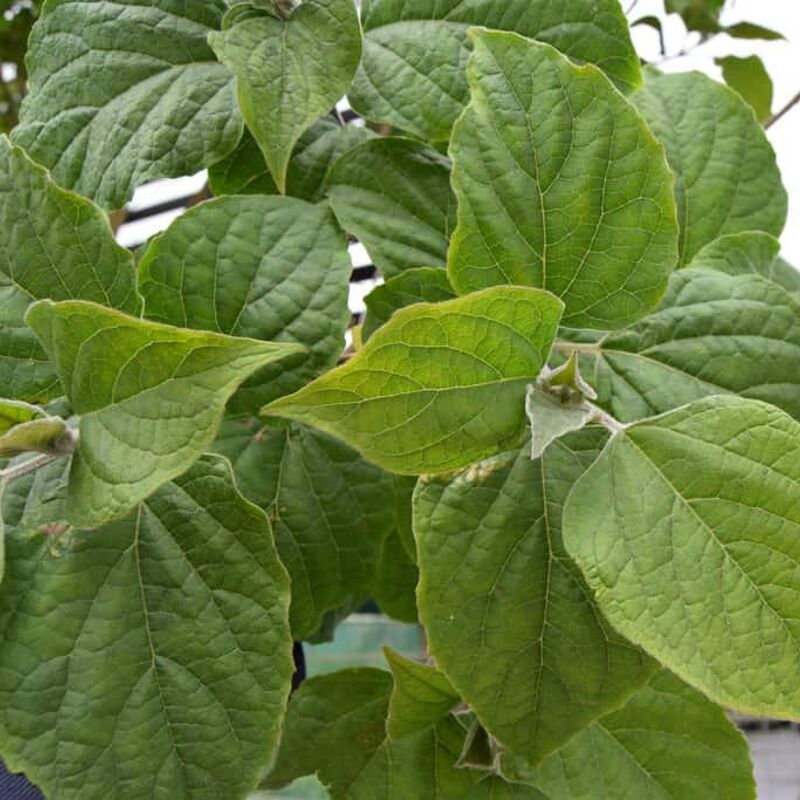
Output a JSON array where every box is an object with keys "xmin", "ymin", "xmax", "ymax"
[
  {"xmin": 0, "ymin": 136, "xmax": 138, "ymax": 401},
  {"xmin": 415, "ymin": 429, "xmax": 656, "ymax": 765},
  {"xmin": 138, "ymin": 195, "xmax": 351, "ymax": 412},
  {"xmin": 209, "ymin": 0, "xmax": 361, "ymax": 192},
  {"xmin": 363, "ymin": 268, "xmax": 455, "ymax": 342},
  {"xmin": 635, "ymin": 70, "xmax": 787, "ymax": 264},
  {"xmin": 348, "ymin": 0, "xmax": 641, "ymax": 142},
  {"xmin": 448, "ymin": 30, "xmax": 678, "ymax": 329},
  {"xmin": 12, "ymin": 0, "xmax": 241, "ymax": 210},
  {"xmin": 25, "ymin": 300, "xmax": 301, "ymax": 527},
  {"xmin": 384, "ymin": 649, "xmax": 460, "ymax": 740},
  {"xmin": 263, "ymin": 286, "xmax": 563, "ymax": 474},
  {"xmin": 371, "ymin": 531, "xmax": 419, "ymax": 623},
  {"xmin": 328, "ymin": 137, "xmax": 457, "ymax": 278},
  {"xmin": 725, "ymin": 21, "xmax": 784, "ymax": 40},
  {"xmin": 563, "ymin": 396, "xmax": 800, "ymax": 718},
  {"xmin": 686, "ymin": 231, "xmax": 780, "ymax": 276},
  {"xmin": 209, "ymin": 118, "xmax": 375, "ymax": 201},
  {"xmin": 0, "ymin": 455, "xmax": 293, "ymax": 800},
  {"xmin": 715, "ymin": 55, "xmax": 773, "ymax": 122},
  {"xmin": 518, "ymin": 671, "xmax": 755, "ymax": 800},
  {"xmin": 212, "ymin": 418, "xmax": 396, "ymax": 639}
]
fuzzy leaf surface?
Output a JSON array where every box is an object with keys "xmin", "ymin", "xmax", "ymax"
[
  {"xmin": 363, "ymin": 268, "xmax": 455, "ymax": 342},
  {"xmin": 138, "ymin": 195, "xmax": 350, "ymax": 412},
  {"xmin": 327, "ymin": 137, "xmax": 457, "ymax": 278},
  {"xmin": 349, "ymin": 0, "xmax": 640, "ymax": 142},
  {"xmin": 26, "ymin": 300, "xmax": 301, "ymax": 527},
  {"xmin": 448, "ymin": 30, "xmax": 678, "ymax": 329},
  {"xmin": 209, "ymin": 0, "xmax": 361, "ymax": 192},
  {"xmin": 263, "ymin": 286, "xmax": 563, "ymax": 474},
  {"xmin": 634, "ymin": 70, "xmax": 787, "ymax": 265},
  {"xmin": 12, "ymin": 0, "xmax": 241, "ymax": 210},
  {"xmin": 564, "ymin": 396, "xmax": 800, "ymax": 718},
  {"xmin": 0, "ymin": 455, "xmax": 293, "ymax": 800},
  {"xmin": 0, "ymin": 137, "xmax": 138, "ymax": 401},
  {"xmin": 587, "ymin": 269, "xmax": 800, "ymax": 422},
  {"xmin": 415, "ymin": 429, "xmax": 656, "ymax": 764},
  {"xmin": 212, "ymin": 419, "xmax": 396, "ymax": 639},
  {"xmin": 520, "ymin": 671, "xmax": 755, "ymax": 800}
]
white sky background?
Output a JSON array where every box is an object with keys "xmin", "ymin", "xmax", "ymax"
[{"xmin": 627, "ymin": 0, "xmax": 800, "ymax": 264}]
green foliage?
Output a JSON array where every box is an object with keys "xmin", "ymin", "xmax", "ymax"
[
  {"xmin": 12, "ymin": 0, "xmax": 242, "ymax": 210},
  {"xmin": 209, "ymin": 0, "xmax": 361, "ymax": 193},
  {"xmin": 447, "ymin": 30, "xmax": 678, "ymax": 329},
  {"xmin": 0, "ymin": 2, "xmax": 796, "ymax": 797}
]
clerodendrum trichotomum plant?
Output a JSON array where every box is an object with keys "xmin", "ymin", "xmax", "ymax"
[{"xmin": 0, "ymin": 0, "xmax": 795, "ymax": 797}]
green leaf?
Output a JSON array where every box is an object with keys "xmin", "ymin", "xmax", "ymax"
[
  {"xmin": 767, "ymin": 257, "xmax": 800, "ymax": 300},
  {"xmin": 392, "ymin": 474, "xmax": 418, "ymax": 562},
  {"xmin": 563, "ymin": 395, "xmax": 800, "ymax": 719},
  {"xmin": 363, "ymin": 268, "xmax": 456, "ymax": 342},
  {"xmin": 371, "ymin": 530, "xmax": 419, "ymax": 623},
  {"xmin": 0, "ymin": 399, "xmax": 45, "ymax": 435},
  {"xmin": 584, "ymin": 268, "xmax": 800, "ymax": 423},
  {"xmin": 415, "ymin": 429, "xmax": 656, "ymax": 765},
  {"xmin": 518, "ymin": 671, "xmax": 755, "ymax": 800},
  {"xmin": 725, "ymin": 21, "xmax": 784, "ymax": 40},
  {"xmin": 686, "ymin": 231, "xmax": 780, "ymax": 276},
  {"xmin": 348, "ymin": 0, "xmax": 641, "ymax": 142},
  {"xmin": 447, "ymin": 30, "xmax": 678, "ymax": 330},
  {"xmin": 0, "ymin": 455, "xmax": 293, "ymax": 800},
  {"xmin": 664, "ymin": 0, "xmax": 724, "ymax": 32},
  {"xmin": 25, "ymin": 300, "xmax": 302, "ymax": 528},
  {"xmin": 634, "ymin": 70, "xmax": 787, "ymax": 265},
  {"xmin": 0, "ymin": 136, "xmax": 138, "ymax": 402},
  {"xmin": 212, "ymin": 418, "xmax": 396, "ymax": 639},
  {"xmin": 208, "ymin": 118, "xmax": 375, "ymax": 201},
  {"xmin": 715, "ymin": 55, "xmax": 773, "ymax": 122},
  {"xmin": 263, "ymin": 668, "xmax": 394, "ymax": 794},
  {"xmin": 1, "ymin": 452, "xmax": 71, "ymax": 538},
  {"xmin": 12, "ymin": 0, "xmax": 241, "ymax": 210},
  {"xmin": 327, "ymin": 137, "xmax": 457, "ymax": 278},
  {"xmin": 263, "ymin": 286, "xmax": 563, "ymax": 474},
  {"xmin": 209, "ymin": 0, "xmax": 361, "ymax": 193},
  {"xmin": 264, "ymin": 668, "xmax": 544, "ymax": 799},
  {"xmin": 525, "ymin": 387, "xmax": 596, "ymax": 460},
  {"xmin": 138, "ymin": 195, "xmax": 351, "ymax": 413},
  {"xmin": 384, "ymin": 648, "xmax": 460, "ymax": 740}
]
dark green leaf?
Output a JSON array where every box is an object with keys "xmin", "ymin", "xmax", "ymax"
[
  {"xmin": 327, "ymin": 137, "xmax": 457, "ymax": 279},
  {"xmin": 138, "ymin": 195, "xmax": 351, "ymax": 413}
]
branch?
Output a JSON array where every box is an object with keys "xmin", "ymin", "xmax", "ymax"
[{"xmin": 765, "ymin": 90, "xmax": 800, "ymax": 130}]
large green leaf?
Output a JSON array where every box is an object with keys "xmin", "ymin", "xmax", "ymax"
[
  {"xmin": 579, "ymin": 268, "xmax": 800, "ymax": 423},
  {"xmin": 209, "ymin": 0, "xmax": 361, "ymax": 193},
  {"xmin": 348, "ymin": 0, "xmax": 641, "ymax": 142},
  {"xmin": 563, "ymin": 396, "xmax": 800, "ymax": 718},
  {"xmin": 25, "ymin": 300, "xmax": 301, "ymax": 528},
  {"xmin": 363, "ymin": 268, "xmax": 455, "ymax": 341},
  {"xmin": 212, "ymin": 418, "xmax": 396, "ymax": 639},
  {"xmin": 415, "ymin": 429, "xmax": 655, "ymax": 765},
  {"xmin": 0, "ymin": 136, "xmax": 138, "ymax": 401},
  {"xmin": 519, "ymin": 671, "xmax": 755, "ymax": 799},
  {"xmin": 264, "ymin": 667, "xmax": 543, "ymax": 799},
  {"xmin": 327, "ymin": 137, "xmax": 457, "ymax": 278},
  {"xmin": 634, "ymin": 71, "xmax": 787, "ymax": 265},
  {"xmin": 447, "ymin": 30, "xmax": 678, "ymax": 330},
  {"xmin": 12, "ymin": 0, "xmax": 241, "ymax": 210},
  {"xmin": 263, "ymin": 286, "xmax": 563, "ymax": 474},
  {"xmin": 208, "ymin": 118, "xmax": 375, "ymax": 201},
  {"xmin": 0, "ymin": 455, "xmax": 293, "ymax": 800},
  {"xmin": 138, "ymin": 195, "xmax": 351, "ymax": 413}
]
